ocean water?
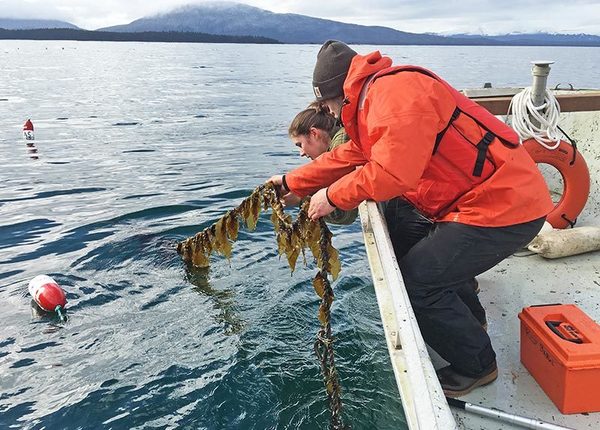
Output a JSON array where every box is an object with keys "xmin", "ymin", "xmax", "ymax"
[{"xmin": 1, "ymin": 41, "xmax": 599, "ymax": 430}]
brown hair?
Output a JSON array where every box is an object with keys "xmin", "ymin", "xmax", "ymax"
[{"xmin": 288, "ymin": 101, "xmax": 338, "ymax": 137}]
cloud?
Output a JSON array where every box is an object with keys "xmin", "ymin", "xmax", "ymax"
[
  {"xmin": 0, "ymin": 0, "xmax": 69, "ymax": 20},
  {"xmin": 253, "ymin": 0, "xmax": 600, "ymax": 35},
  {"xmin": 0, "ymin": 0, "xmax": 193, "ymax": 29},
  {"xmin": 0, "ymin": 0, "xmax": 599, "ymax": 34}
]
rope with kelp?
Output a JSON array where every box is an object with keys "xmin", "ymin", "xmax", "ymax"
[{"xmin": 177, "ymin": 182, "xmax": 347, "ymax": 429}]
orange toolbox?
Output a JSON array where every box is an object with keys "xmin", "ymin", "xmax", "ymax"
[{"xmin": 519, "ymin": 304, "xmax": 600, "ymax": 414}]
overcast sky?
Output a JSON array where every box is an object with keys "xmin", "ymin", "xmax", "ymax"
[{"xmin": 1, "ymin": 0, "xmax": 599, "ymax": 35}]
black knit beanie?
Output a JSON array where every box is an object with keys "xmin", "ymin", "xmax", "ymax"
[{"xmin": 312, "ymin": 40, "xmax": 357, "ymax": 101}]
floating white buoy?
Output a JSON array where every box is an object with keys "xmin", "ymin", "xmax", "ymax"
[
  {"xmin": 23, "ymin": 119, "xmax": 34, "ymax": 140},
  {"xmin": 528, "ymin": 226, "xmax": 600, "ymax": 259},
  {"xmin": 28, "ymin": 275, "xmax": 67, "ymax": 320}
]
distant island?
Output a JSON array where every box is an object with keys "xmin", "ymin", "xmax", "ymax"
[
  {"xmin": 0, "ymin": 28, "xmax": 278, "ymax": 44},
  {"xmin": 2, "ymin": 2, "xmax": 600, "ymax": 46}
]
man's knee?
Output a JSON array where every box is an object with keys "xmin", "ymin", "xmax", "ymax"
[
  {"xmin": 400, "ymin": 251, "xmax": 445, "ymax": 287},
  {"xmin": 403, "ymin": 280, "xmax": 452, "ymax": 314}
]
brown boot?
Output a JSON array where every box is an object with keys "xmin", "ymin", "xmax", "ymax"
[{"xmin": 437, "ymin": 363, "xmax": 498, "ymax": 397}]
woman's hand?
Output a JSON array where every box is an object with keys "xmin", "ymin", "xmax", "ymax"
[
  {"xmin": 308, "ymin": 188, "xmax": 335, "ymax": 220},
  {"xmin": 266, "ymin": 175, "xmax": 285, "ymax": 197},
  {"xmin": 267, "ymin": 174, "xmax": 283, "ymax": 186},
  {"xmin": 267, "ymin": 175, "xmax": 301, "ymax": 207}
]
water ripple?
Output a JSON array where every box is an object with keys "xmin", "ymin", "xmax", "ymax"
[
  {"xmin": 0, "ymin": 187, "xmax": 106, "ymax": 204},
  {"xmin": 0, "ymin": 218, "xmax": 61, "ymax": 250}
]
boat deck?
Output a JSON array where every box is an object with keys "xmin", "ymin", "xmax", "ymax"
[{"xmin": 446, "ymin": 246, "xmax": 600, "ymax": 429}]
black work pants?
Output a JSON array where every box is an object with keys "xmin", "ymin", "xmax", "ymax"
[{"xmin": 384, "ymin": 198, "xmax": 545, "ymax": 377}]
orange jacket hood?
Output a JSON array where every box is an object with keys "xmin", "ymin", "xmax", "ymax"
[{"xmin": 342, "ymin": 51, "xmax": 392, "ymax": 133}]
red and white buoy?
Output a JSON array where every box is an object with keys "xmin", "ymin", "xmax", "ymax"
[
  {"xmin": 28, "ymin": 275, "xmax": 67, "ymax": 321},
  {"xmin": 23, "ymin": 119, "xmax": 34, "ymax": 140}
]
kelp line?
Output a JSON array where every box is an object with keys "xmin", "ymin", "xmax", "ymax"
[{"xmin": 177, "ymin": 183, "xmax": 347, "ymax": 429}]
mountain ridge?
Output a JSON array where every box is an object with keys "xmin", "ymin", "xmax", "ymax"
[
  {"xmin": 98, "ymin": 2, "xmax": 498, "ymax": 45},
  {"xmin": 97, "ymin": 2, "xmax": 600, "ymax": 46},
  {"xmin": 451, "ymin": 32, "xmax": 600, "ymax": 45},
  {"xmin": 0, "ymin": 18, "xmax": 79, "ymax": 30}
]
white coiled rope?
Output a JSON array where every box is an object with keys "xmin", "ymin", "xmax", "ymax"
[{"xmin": 507, "ymin": 87, "xmax": 562, "ymax": 149}]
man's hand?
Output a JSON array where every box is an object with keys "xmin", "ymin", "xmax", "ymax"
[{"xmin": 308, "ymin": 188, "xmax": 335, "ymax": 220}]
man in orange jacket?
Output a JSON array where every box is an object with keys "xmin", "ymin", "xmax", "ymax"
[{"xmin": 269, "ymin": 40, "xmax": 553, "ymax": 397}]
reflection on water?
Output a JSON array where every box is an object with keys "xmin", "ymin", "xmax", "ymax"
[
  {"xmin": 186, "ymin": 265, "xmax": 245, "ymax": 335},
  {"xmin": 29, "ymin": 300, "xmax": 65, "ymax": 334},
  {"xmin": 25, "ymin": 142, "xmax": 39, "ymax": 160}
]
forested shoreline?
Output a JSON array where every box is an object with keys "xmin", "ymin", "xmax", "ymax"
[{"xmin": 0, "ymin": 28, "xmax": 280, "ymax": 44}]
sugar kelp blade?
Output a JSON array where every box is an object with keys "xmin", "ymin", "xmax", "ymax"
[
  {"xmin": 225, "ymin": 211, "xmax": 239, "ymax": 241},
  {"xmin": 305, "ymin": 221, "xmax": 322, "ymax": 262},
  {"xmin": 313, "ymin": 272, "xmax": 327, "ymax": 298},
  {"xmin": 270, "ymin": 210, "xmax": 280, "ymax": 230},
  {"xmin": 242, "ymin": 190, "xmax": 261, "ymax": 231},
  {"xmin": 191, "ymin": 238, "xmax": 210, "ymax": 267},
  {"xmin": 318, "ymin": 301, "xmax": 333, "ymax": 325},
  {"xmin": 285, "ymin": 229, "xmax": 303, "ymax": 272},
  {"xmin": 213, "ymin": 218, "xmax": 233, "ymax": 259},
  {"xmin": 327, "ymin": 244, "xmax": 341, "ymax": 281},
  {"xmin": 276, "ymin": 224, "xmax": 294, "ymax": 257},
  {"xmin": 326, "ymin": 380, "xmax": 335, "ymax": 395},
  {"xmin": 179, "ymin": 239, "xmax": 192, "ymax": 265},
  {"xmin": 287, "ymin": 247, "xmax": 301, "ymax": 273}
]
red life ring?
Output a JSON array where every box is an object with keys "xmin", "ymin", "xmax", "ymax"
[{"xmin": 523, "ymin": 138, "xmax": 590, "ymax": 229}]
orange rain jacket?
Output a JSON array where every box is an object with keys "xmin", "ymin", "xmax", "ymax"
[{"xmin": 285, "ymin": 51, "xmax": 553, "ymax": 227}]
